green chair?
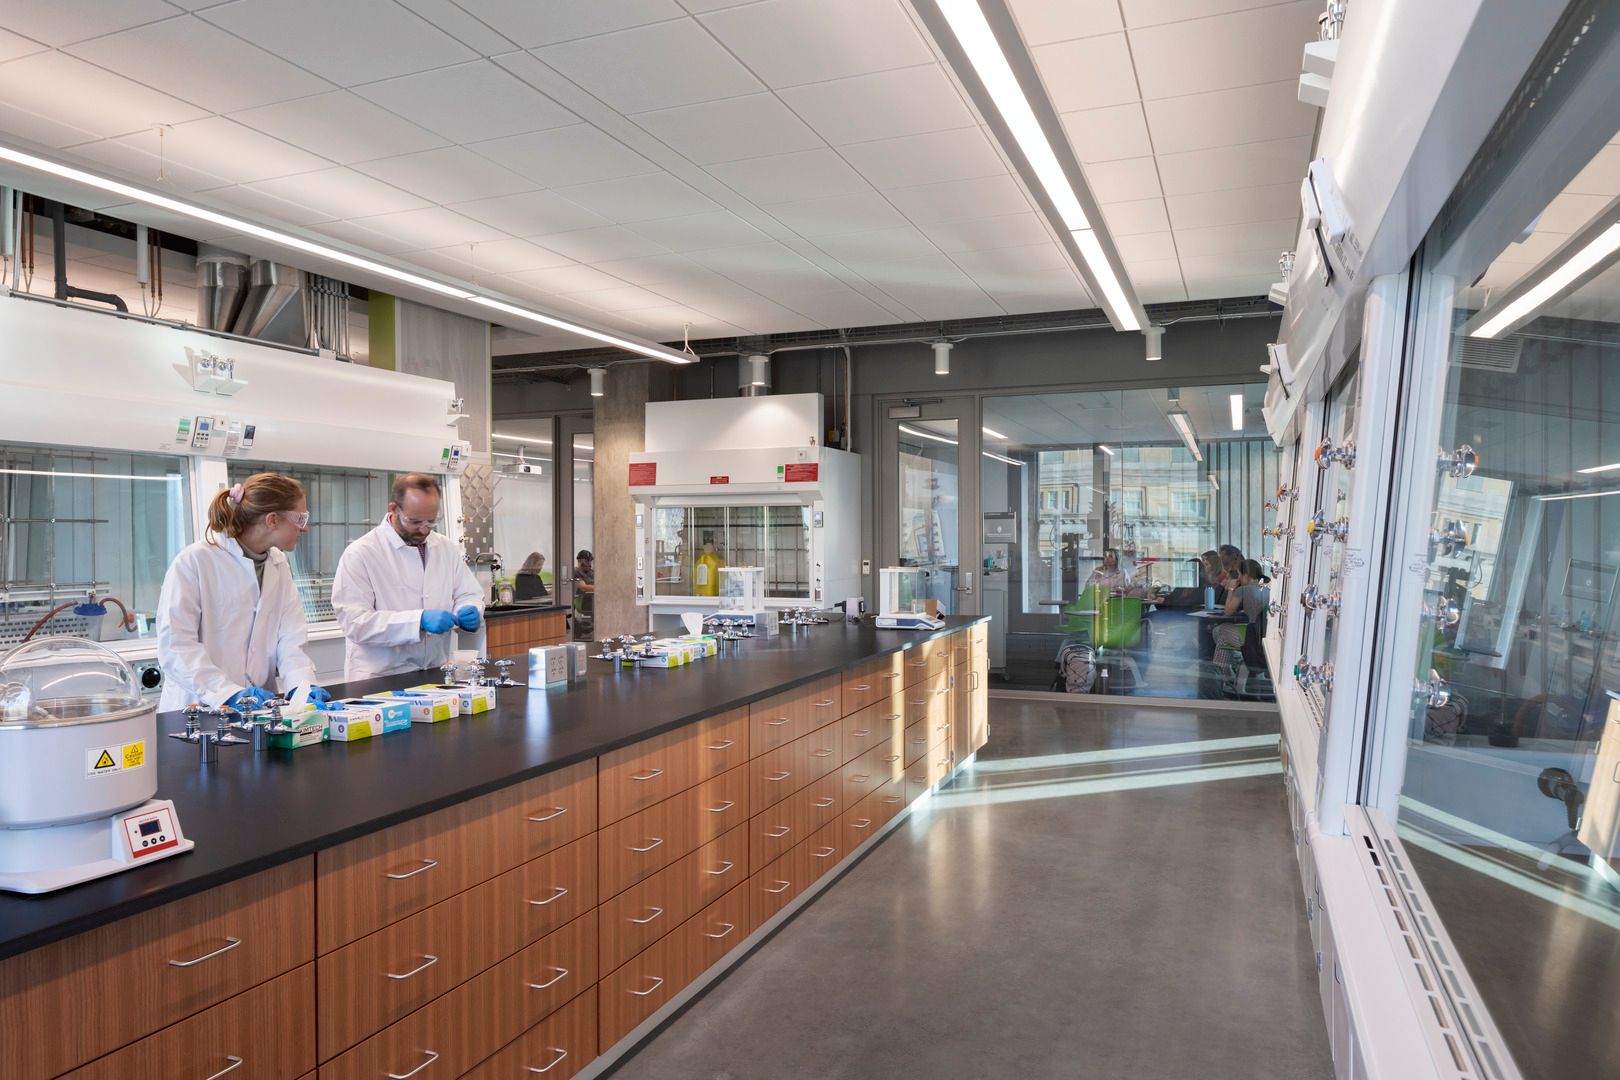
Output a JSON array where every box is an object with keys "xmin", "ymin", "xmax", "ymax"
[
  {"xmin": 1055, "ymin": 585, "xmax": 1104, "ymax": 637},
  {"xmin": 1092, "ymin": 596, "xmax": 1143, "ymax": 691}
]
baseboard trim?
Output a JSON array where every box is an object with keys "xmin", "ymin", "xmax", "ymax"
[{"xmin": 989, "ymin": 688, "xmax": 1278, "ymax": 714}]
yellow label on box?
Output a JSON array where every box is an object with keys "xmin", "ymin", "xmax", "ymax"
[{"xmin": 122, "ymin": 741, "xmax": 146, "ymax": 769}]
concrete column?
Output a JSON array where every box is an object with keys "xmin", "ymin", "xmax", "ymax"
[{"xmin": 593, "ymin": 363, "xmax": 648, "ymax": 636}]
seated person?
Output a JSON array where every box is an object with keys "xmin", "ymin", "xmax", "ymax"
[
  {"xmin": 514, "ymin": 551, "xmax": 549, "ymax": 601},
  {"xmin": 1084, "ymin": 547, "xmax": 1141, "ymax": 596},
  {"xmin": 1216, "ymin": 544, "xmax": 1244, "ymax": 590},
  {"xmin": 1214, "ymin": 559, "xmax": 1271, "ymax": 654}
]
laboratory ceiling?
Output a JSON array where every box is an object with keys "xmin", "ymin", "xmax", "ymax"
[
  {"xmin": 0, "ymin": 0, "xmax": 1318, "ymax": 353},
  {"xmin": 981, "ymin": 382, "xmax": 1267, "ymax": 449}
]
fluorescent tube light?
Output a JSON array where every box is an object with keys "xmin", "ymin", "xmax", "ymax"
[
  {"xmin": 1535, "ymin": 488, "xmax": 1620, "ymax": 502},
  {"xmin": 0, "ymin": 468, "xmax": 179, "ymax": 482},
  {"xmin": 1577, "ymin": 461, "xmax": 1620, "ymax": 474},
  {"xmin": 1208, "ymin": 473, "xmax": 1221, "ymax": 491},
  {"xmin": 492, "ymin": 433, "xmax": 552, "ymax": 446},
  {"xmin": 1072, "ymin": 228, "xmax": 1140, "ymax": 332},
  {"xmin": 982, "ymin": 426, "xmax": 1008, "ymax": 439},
  {"xmin": 0, "ymin": 142, "xmax": 696, "ymax": 364},
  {"xmin": 1468, "ymin": 206, "xmax": 1620, "ymax": 339},
  {"xmin": 1097, "ymin": 444, "xmax": 1114, "ymax": 456},
  {"xmin": 898, "ymin": 423, "xmax": 957, "ymax": 446},
  {"xmin": 983, "ymin": 450, "xmax": 1023, "ymax": 466},
  {"xmin": 1230, "ymin": 393, "xmax": 1244, "ymax": 431},
  {"xmin": 1166, "ymin": 407, "xmax": 1202, "ymax": 463}
]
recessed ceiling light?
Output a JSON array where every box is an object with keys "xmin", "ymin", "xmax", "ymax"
[
  {"xmin": 1230, "ymin": 393, "xmax": 1244, "ymax": 431},
  {"xmin": 982, "ymin": 426, "xmax": 1008, "ymax": 439},
  {"xmin": 1097, "ymin": 444, "xmax": 1114, "ymax": 456}
]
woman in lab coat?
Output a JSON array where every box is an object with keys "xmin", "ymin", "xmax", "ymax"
[{"xmin": 155, "ymin": 473, "xmax": 329, "ymax": 712}]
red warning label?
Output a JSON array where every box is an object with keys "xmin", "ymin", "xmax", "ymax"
[
  {"xmin": 783, "ymin": 463, "xmax": 818, "ymax": 482},
  {"xmin": 709, "ymin": 475, "xmax": 730, "ymax": 485},
  {"xmin": 628, "ymin": 462, "xmax": 657, "ymax": 486}
]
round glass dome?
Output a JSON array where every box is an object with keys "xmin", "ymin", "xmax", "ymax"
[{"xmin": 0, "ymin": 636, "xmax": 146, "ymax": 728}]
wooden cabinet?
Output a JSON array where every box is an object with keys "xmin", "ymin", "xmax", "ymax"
[
  {"xmin": 695, "ymin": 764, "xmax": 750, "ymax": 844},
  {"xmin": 466, "ymin": 986, "xmax": 597, "ymax": 1079},
  {"xmin": 486, "ymin": 609, "xmax": 567, "ymax": 654},
  {"xmin": 806, "ymin": 818, "xmax": 845, "ymax": 880},
  {"xmin": 598, "ymin": 788, "xmax": 703, "ymax": 900},
  {"xmin": 750, "ymin": 841, "xmax": 812, "ymax": 928},
  {"xmin": 690, "ymin": 883, "xmax": 754, "ymax": 973},
  {"xmin": 840, "ymin": 654, "xmax": 902, "ymax": 714},
  {"xmin": 598, "ymin": 825, "xmax": 747, "ymax": 974},
  {"xmin": 696, "ymin": 707, "xmax": 750, "ymax": 779},
  {"xmin": 749, "ymin": 674, "xmax": 841, "ymax": 754},
  {"xmin": 0, "ymin": 859, "xmax": 314, "ymax": 1080},
  {"xmin": 598, "ymin": 909, "xmax": 703, "ymax": 1049},
  {"xmin": 62, "ymin": 964, "xmax": 314, "ymax": 1080},
  {"xmin": 600, "ymin": 725, "xmax": 701, "ymax": 825},
  {"xmin": 488, "ymin": 760, "xmax": 598, "ymax": 877}
]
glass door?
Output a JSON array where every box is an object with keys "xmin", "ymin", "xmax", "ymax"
[
  {"xmin": 879, "ymin": 400, "xmax": 979, "ymax": 617},
  {"xmin": 556, "ymin": 415, "xmax": 594, "ymax": 638}
]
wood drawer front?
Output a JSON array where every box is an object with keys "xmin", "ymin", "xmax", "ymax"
[
  {"xmin": 694, "ymin": 763, "xmax": 750, "ymax": 847},
  {"xmin": 799, "ymin": 771, "xmax": 845, "ymax": 835},
  {"xmin": 950, "ymin": 630, "xmax": 974, "ymax": 668},
  {"xmin": 839, "ymin": 699, "xmax": 899, "ymax": 764},
  {"xmin": 598, "ymin": 908, "xmax": 701, "ymax": 1050},
  {"xmin": 862, "ymin": 777, "xmax": 908, "ymax": 833},
  {"xmin": 907, "ymin": 745, "xmax": 955, "ymax": 804},
  {"xmin": 62, "ymin": 964, "xmax": 314, "ymax": 1080},
  {"xmin": 317, "ymin": 801, "xmax": 494, "ymax": 954},
  {"xmin": 841, "ymin": 743, "xmax": 883, "ymax": 806},
  {"xmin": 315, "ymin": 834, "xmax": 597, "ymax": 1061},
  {"xmin": 748, "ymin": 734, "xmax": 810, "ymax": 811},
  {"xmin": 696, "ymin": 706, "xmax": 750, "ymax": 779},
  {"xmin": 466, "ymin": 986, "xmax": 596, "ymax": 1080},
  {"xmin": 690, "ymin": 882, "xmax": 754, "ymax": 973},
  {"xmin": 749, "ymin": 674, "xmax": 841, "ymax": 754},
  {"xmin": 969, "ymin": 621, "xmax": 988, "ymax": 646},
  {"xmin": 806, "ymin": 818, "xmax": 845, "ymax": 879},
  {"xmin": 598, "ymin": 825, "xmax": 746, "ymax": 974},
  {"xmin": 320, "ymin": 911, "xmax": 595, "ymax": 1080},
  {"xmin": 802, "ymin": 722, "xmax": 843, "ymax": 784},
  {"xmin": 900, "ymin": 669, "xmax": 949, "ymax": 725},
  {"xmin": 903, "ymin": 715, "xmax": 933, "ymax": 766},
  {"xmin": 898, "ymin": 642, "xmax": 948, "ymax": 687},
  {"xmin": 840, "ymin": 656, "xmax": 901, "ymax": 715},
  {"xmin": 749, "ymin": 787, "xmax": 808, "ymax": 872},
  {"xmin": 750, "ymin": 842, "xmax": 812, "ymax": 928},
  {"xmin": 600, "ymin": 725, "xmax": 701, "ymax": 825},
  {"xmin": 1, "ymin": 859, "xmax": 314, "ymax": 1080},
  {"xmin": 598, "ymin": 786, "xmax": 703, "ymax": 900},
  {"xmin": 488, "ymin": 759, "xmax": 598, "ymax": 871}
]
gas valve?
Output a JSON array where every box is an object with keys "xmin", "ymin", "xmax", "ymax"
[
  {"xmin": 1314, "ymin": 440, "xmax": 1356, "ymax": 469},
  {"xmin": 1430, "ymin": 519, "xmax": 1470, "ymax": 557},
  {"xmin": 1416, "ymin": 670, "xmax": 1450, "ymax": 710},
  {"xmin": 1262, "ymin": 523, "xmax": 1295, "ymax": 540},
  {"xmin": 1440, "ymin": 444, "xmax": 1479, "ymax": 479},
  {"xmin": 1293, "ymin": 660, "xmax": 1334, "ymax": 691},
  {"xmin": 1275, "ymin": 484, "xmax": 1299, "ymax": 501},
  {"xmin": 1305, "ymin": 510, "xmax": 1349, "ymax": 544},
  {"xmin": 1421, "ymin": 596, "xmax": 1461, "ymax": 628},
  {"xmin": 1299, "ymin": 585, "xmax": 1341, "ymax": 614},
  {"xmin": 1268, "ymin": 599, "xmax": 1286, "ymax": 617}
]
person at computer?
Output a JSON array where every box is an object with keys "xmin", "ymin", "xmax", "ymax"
[
  {"xmin": 1214, "ymin": 559, "xmax": 1271, "ymax": 653},
  {"xmin": 514, "ymin": 552, "xmax": 549, "ymax": 601},
  {"xmin": 1085, "ymin": 548, "xmax": 1140, "ymax": 595}
]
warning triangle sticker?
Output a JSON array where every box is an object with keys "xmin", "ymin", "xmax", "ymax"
[{"xmin": 93, "ymin": 750, "xmax": 116, "ymax": 770}]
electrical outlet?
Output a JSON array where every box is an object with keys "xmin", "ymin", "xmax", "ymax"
[{"xmin": 861, "ymin": 559, "xmax": 871, "ymax": 575}]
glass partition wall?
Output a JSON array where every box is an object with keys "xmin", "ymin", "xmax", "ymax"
[{"xmin": 981, "ymin": 384, "xmax": 1276, "ymax": 697}]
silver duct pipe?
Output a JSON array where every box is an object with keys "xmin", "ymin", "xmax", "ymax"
[
  {"xmin": 134, "ymin": 223, "xmax": 149, "ymax": 285},
  {"xmin": 195, "ymin": 245, "xmax": 247, "ymax": 331},
  {"xmin": 2, "ymin": 186, "xmax": 12, "ymax": 262},
  {"xmin": 739, "ymin": 353, "xmax": 770, "ymax": 396},
  {"xmin": 233, "ymin": 259, "xmax": 303, "ymax": 342}
]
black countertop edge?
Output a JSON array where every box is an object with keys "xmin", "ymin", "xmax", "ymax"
[
  {"xmin": 0, "ymin": 616, "xmax": 987, "ymax": 960},
  {"xmin": 481, "ymin": 603, "xmax": 566, "ymax": 620}
]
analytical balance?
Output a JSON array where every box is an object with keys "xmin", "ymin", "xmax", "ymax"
[
  {"xmin": 0, "ymin": 637, "xmax": 193, "ymax": 894},
  {"xmin": 875, "ymin": 567, "xmax": 946, "ymax": 630}
]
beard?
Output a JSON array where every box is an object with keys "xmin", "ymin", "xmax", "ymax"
[{"xmin": 391, "ymin": 517, "xmax": 428, "ymax": 546}]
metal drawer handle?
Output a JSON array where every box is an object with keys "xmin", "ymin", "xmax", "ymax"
[
  {"xmin": 705, "ymin": 859, "xmax": 736, "ymax": 876},
  {"xmin": 881, "ymin": 714, "xmax": 901, "ymax": 721},
  {"xmin": 850, "ymin": 774, "xmax": 870, "ymax": 784},
  {"xmin": 528, "ymin": 1047, "xmax": 569, "ymax": 1074},
  {"xmin": 884, "ymin": 755, "xmax": 900, "ymax": 763},
  {"xmin": 528, "ymin": 966, "xmax": 570, "ymax": 990},
  {"xmin": 971, "ymin": 672, "xmax": 980, "ymax": 690},
  {"xmin": 527, "ymin": 806, "xmax": 568, "ymax": 823},
  {"xmin": 851, "ymin": 729, "xmax": 870, "ymax": 737},
  {"xmin": 766, "ymin": 717, "xmax": 792, "ymax": 726},
  {"xmin": 907, "ymin": 698, "xmax": 926, "ymax": 706},
  {"xmin": 911, "ymin": 775, "xmax": 925, "ymax": 785},
  {"xmin": 385, "ymin": 858, "xmax": 438, "ymax": 881},
  {"xmin": 766, "ymin": 771, "xmax": 791, "ymax": 782},
  {"xmin": 707, "ymin": 800, "xmax": 736, "ymax": 813},
  {"xmin": 851, "ymin": 818, "xmax": 872, "ymax": 829},
  {"xmin": 630, "ymin": 768, "xmax": 665, "ymax": 782},
  {"xmin": 630, "ymin": 837, "xmax": 665, "ymax": 852},
  {"xmin": 883, "ymin": 796, "xmax": 903, "ymax": 805},
  {"xmin": 705, "ymin": 922, "xmax": 736, "ymax": 940},
  {"xmin": 936, "ymin": 721, "xmax": 949, "ymax": 731},
  {"xmin": 386, "ymin": 954, "xmax": 440, "ymax": 981},
  {"xmin": 528, "ymin": 886, "xmax": 569, "ymax": 907},
  {"xmin": 387, "ymin": 1049, "xmax": 439, "ymax": 1079},
  {"xmin": 812, "ymin": 846, "xmax": 836, "ymax": 859},
  {"xmin": 205, "ymin": 1056, "xmax": 243, "ymax": 1080},
  {"xmin": 630, "ymin": 906, "xmax": 665, "ymax": 925},
  {"xmin": 168, "ymin": 936, "xmax": 242, "ymax": 968},
  {"xmin": 631, "ymin": 975, "xmax": 666, "ymax": 997},
  {"xmin": 813, "ymin": 699, "xmax": 835, "ymax": 707},
  {"xmin": 908, "ymin": 658, "xmax": 927, "ymax": 666},
  {"xmin": 850, "ymin": 683, "xmax": 872, "ymax": 691},
  {"xmin": 812, "ymin": 748, "xmax": 834, "ymax": 758},
  {"xmin": 764, "ymin": 880, "xmax": 792, "ymax": 894},
  {"xmin": 884, "ymin": 672, "xmax": 900, "ymax": 679},
  {"xmin": 707, "ymin": 739, "xmax": 735, "ymax": 750},
  {"xmin": 813, "ymin": 797, "xmax": 835, "ymax": 808},
  {"xmin": 765, "ymin": 825, "xmax": 792, "ymax": 838},
  {"xmin": 911, "ymin": 737, "xmax": 927, "ymax": 745}
]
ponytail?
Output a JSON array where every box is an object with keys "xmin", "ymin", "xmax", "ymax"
[{"xmin": 206, "ymin": 473, "xmax": 304, "ymax": 543}]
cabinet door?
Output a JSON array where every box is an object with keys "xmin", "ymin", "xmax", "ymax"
[{"xmin": 465, "ymin": 987, "xmax": 596, "ymax": 1080}]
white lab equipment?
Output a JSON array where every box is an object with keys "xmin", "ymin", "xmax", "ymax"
[{"xmin": 875, "ymin": 567, "xmax": 944, "ymax": 630}]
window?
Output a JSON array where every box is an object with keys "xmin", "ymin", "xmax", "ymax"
[{"xmin": 651, "ymin": 504, "xmax": 812, "ymax": 600}]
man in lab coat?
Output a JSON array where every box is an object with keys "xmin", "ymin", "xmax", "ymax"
[{"xmin": 331, "ymin": 473, "xmax": 484, "ymax": 681}]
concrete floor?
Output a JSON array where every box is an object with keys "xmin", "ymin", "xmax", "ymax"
[{"xmin": 605, "ymin": 698, "xmax": 1332, "ymax": 1080}]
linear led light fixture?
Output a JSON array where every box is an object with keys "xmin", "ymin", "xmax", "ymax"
[
  {"xmin": 1535, "ymin": 487, "xmax": 1620, "ymax": 502},
  {"xmin": 492, "ymin": 433, "xmax": 553, "ymax": 446},
  {"xmin": 0, "ymin": 142, "xmax": 694, "ymax": 365},
  {"xmin": 922, "ymin": 0, "xmax": 1145, "ymax": 332},
  {"xmin": 1577, "ymin": 461, "xmax": 1620, "ymax": 474},
  {"xmin": 1096, "ymin": 444, "xmax": 1114, "ymax": 456},
  {"xmin": 899, "ymin": 424, "xmax": 1023, "ymax": 466},
  {"xmin": 1230, "ymin": 394, "xmax": 1245, "ymax": 431},
  {"xmin": 982, "ymin": 425, "xmax": 1008, "ymax": 439},
  {"xmin": 0, "ymin": 467, "xmax": 180, "ymax": 482},
  {"xmin": 1466, "ymin": 194, "xmax": 1620, "ymax": 339},
  {"xmin": 1166, "ymin": 406, "xmax": 1203, "ymax": 463}
]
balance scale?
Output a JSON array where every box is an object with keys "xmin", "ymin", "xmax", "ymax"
[
  {"xmin": 0, "ymin": 799, "xmax": 193, "ymax": 895},
  {"xmin": 875, "ymin": 612, "xmax": 947, "ymax": 630}
]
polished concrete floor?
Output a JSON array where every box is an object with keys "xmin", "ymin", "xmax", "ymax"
[{"xmin": 606, "ymin": 698, "xmax": 1331, "ymax": 1080}]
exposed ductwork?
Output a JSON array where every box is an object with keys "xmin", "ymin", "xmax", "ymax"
[
  {"xmin": 195, "ymin": 246, "xmax": 246, "ymax": 332},
  {"xmin": 49, "ymin": 201, "xmax": 127, "ymax": 313},
  {"xmin": 739, "ymin": 353, "xmax": 771, "ymax": 396},
  {"xmin": 194, "ymin": 246, "xmax": 308, "ymax": 347}
]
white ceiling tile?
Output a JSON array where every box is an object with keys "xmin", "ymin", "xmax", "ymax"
[
  {"xmin": 1008, "ymin": 0, "xmax": 1124, "ymax": 44},
  {"xmin": 1567, "ymin": 145, "xmax": 1620, "ymax": 196},
  {"xmin": 687, "ymin": 243, "xmax": 840, "ymax": 292},
  {"xmin": 1179, "ymin": 249, "xmax": 1287, "ymax": 280},
  {"xmin": 345, "ymin": 205, "xmax": 510, "ymax": 250},
  {"xmin": 1143, "ymin": 80, "xmax": 1316, "ymax": 155},
  {"xmin": 1173, "ymin": 218, "xmax": 1296, "ymax": 259},
  {"xmin": 595, "ymin": 253, "xmax": 702, "ymax": 286},
  {"xmin": 1535, "ymin": 192, "xmax": 1614, "ymax": 233},
  {"xmin": 0, "ymin": 28, "xmax": 46, "ymax": 62},
  {"xmin": 1098, "ymin": 197, "xmax": 1171, "ymax": 235},
  {"xmin": 199, "ymin": 0, "xmax": 478, "ymax": 85},
  {"xmin": 1135, "ymin": 278, "xmax": 1189, "ymax": 304},
  {"xmin": 969, "ymin": 263, "xmax": 1084, "ymax": 296},
  {"xmin": 230, "ymin": 91, "xmax": 448, "ymax": 164},
  {"xmin": 813, "ymin": 226, "xmax": 941, "ymax": 271},
  {"xmin": 632, "ymin": 93, "xmax": 824, "ymax": 164},
  {"xmin": 1030, "ymin": 34, "xmax": 1139, "ymax": 112},
  {"xmin": 0, "ymin": 103, "xmax": 101, "ymax": 150},
  {"xmin": 1156, "ymin": 135, "xmax": 1310, "ymax": 196},
  {"xmin": 309, "ymin": 218, "xmax": 419, "ymax": 254},
  {"xmin": 422, "ymin": 237, "xmax": 572, "ymax": 275},
  {"xmin": 455, "ymin": 0, "xmax": 684, "ymax": 48},
  {"xmin": 503, "ymin": 262, "xmax": 634, "ymax": 295},
  {"xmin": 1121, "ymin": 0, "xmax": 1308, "ymax": 31},
  {"xmin": 534, "ymin": 20, "xmax": 762, "ymax": 113},
  {"xmin": 1129, "ymin": 2, "xmax": 1319, "ymax": 100},
  {"xmin": 1166, "ymin": 183, "xmax": 1297, "ymax": 229},
  {"xmin": 1060, "ymin": 103, "xmax": 1153, "ymax": 164},
  {"xmin": 1115, "ymin": 231, "xmax": 1180, "ymax": 265},
  {"xmin": 626, "ymin": 210, "xmax": 769, "ymax": 251},
  {"xmin": 617, "ymin": 305, "xmax": 747, "ymax": 337},
  {"xmin": 779, "ymin": 66, "xmax": 976, "ymax": 145},
  {"xmin": 0, "ymin": 52, "xmax": 208, "ymax": 138},
  {"xmin": 650, "ymin": 267, "xmax": 765, "ymax": 308},
  {"xmin": 885, "ymin": 174, "xmax": 1032, "ymax": 224},
  {"xmin": 784, "ymin": 288, "xmax": 904, "ymax": 328},
  {"xmin": 120, "ymin": 116, "xmax": 330, "ymax": 185},
  {"xmin": 246, "ymin": 167, "xmax": 432, "ymax": 220},
  {"xmin": 994, "ymin": 288, "xmax": 1091, "ymax": 315},
  {"xmin": 569, "ymin": 284, "xmax": 674, "ymax": 312},
  {"xmin": 62, "ymin": 136, "xmax": 230, "ymax": 192},
  {"xmin": 0, "ymin": 0, "xmax": 179, "ymax": 47},
  {"xmin": 1081, "ymin": 156, "xmax": 1162, "ymax": 203},
  {"xmin": 764, "ymin": 192, "xmax": 909, "ymax": 238},
  {"xmin": 529, "ymin": 225, "xmax": 671, "ymax": 262},
  {"xmin": 470, "ymin": 125, "xmax": 658, "ymax": 187},
  {"xmin": 197, "ymin": 183, "xmax": 337, "ymax": 226},
  {"xmin": 355, "ymin": 146, "xmax": 534, "ymax": 203},
  {"xmin": 698, "ymin": 0, "xmax": 933, "ymax": 88},
  {"xmin": 353, "ymin": 61, "xmax": 576, "ymax": 144},
  {"xmin": 65, "ymin": 16, "xmax": 333, "ymax": 113},
  {"xmin": 1183, "ymin": 272, "xmax": 1276, "ymax": 301},
  {"xmin": 551, "ymin": 173, "xmax": 719, "ymax": 223},
  {"xmin": 446, "ymin": 189, "xmax": 610, "ymax": 236},
  {"xmin": 918, "ymin": 212, "xmax": 1054, "ymax": 254},
  {"xmin": 839, "ymin": 128, "xmax": 1005, "ymax": 190},
  {"xmin": 950, "ymin": 242, "xmax": 1071, "ymax": 276},
  {"xmin": 392, "ymin": 0, "xmax": 520, "ymax": 54},
  {"xmin": 676, "ymin": 0, "xmax": 755, "ymax": 11},
  {"xmin": 708, "ymin": 149, "xmax": 870, "ymax": 203}
]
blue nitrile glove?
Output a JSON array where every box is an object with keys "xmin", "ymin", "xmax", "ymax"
[
  {"xmin": 295, "ymin": 686, "xmax": 332, "ymax": 705},
  {"xmin": 454, "ymin": 605, "xmax": 482, "ymax": 631},
  {"xmin": 227, "ymin": 686, "xmax": 274, "ymax": 709},
  {"xmin": 421, "ymin": 609, "xmax": 455, "ymax": 634}
]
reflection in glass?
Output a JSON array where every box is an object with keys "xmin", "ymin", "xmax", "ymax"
[
  {"xmin": 651, "ymin": 504, "xmax": 811, "ymax": 601},
  {"xmin": 492, "ymin": 424, "xmax": 554, "ymax": 603},
  {"xmin": 898, "ymin": 420, "xmax": 959, "ymax": 616}
]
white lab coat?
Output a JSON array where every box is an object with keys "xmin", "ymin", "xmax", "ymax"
[
  {"xmin": 330, "ymin": 520, "xmax": 484, "ymax": 680},
  {"xmin": 155, "ymin": 537, "xmax": 317, "ymax": 711}
]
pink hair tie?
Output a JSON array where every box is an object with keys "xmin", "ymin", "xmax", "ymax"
[{"xmin": 228, "ymin": 483, "xmax": 245, "ymax": 505}]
